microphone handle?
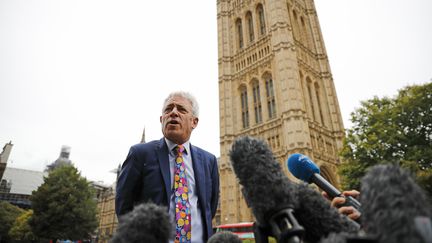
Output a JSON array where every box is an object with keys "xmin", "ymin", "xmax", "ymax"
[
  {"xmin": 344, "ymin": 195, "xmax": 361, "ymax": 210},
  {"xmin": 311, "ymin": 173, "xmax": 361, "ymax": 210}
]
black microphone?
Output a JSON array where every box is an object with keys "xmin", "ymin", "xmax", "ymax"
[
  {"xmin": 230, "ymin": 136, "xmax": 304, "ymax": 243},
  {"xmin": 230, "ymin": 136, "xmax": 359, "ymax": 243},
  {"xmin": 360, "ymin": 164, "xmax": 432, "ymax": 243},
  {"xmin": 287, "ymin": 153, "xmax": 361, "ymax": 210},
  {"xmin": 207, "ymin": 231, "xmax": 242, "ymax": 243},
  {"xmin": 110, "ymin": 202, "xmax": 172, "ymax": 243}
]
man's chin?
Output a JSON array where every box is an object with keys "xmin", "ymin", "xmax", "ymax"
[{"xmin": 164, "ymin": 132, "xmax": 184, "ymax": 144}]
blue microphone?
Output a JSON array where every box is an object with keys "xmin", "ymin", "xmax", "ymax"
[{"xmin": 287, "ymin": 153, "xmax": 361, "ymax": 210}]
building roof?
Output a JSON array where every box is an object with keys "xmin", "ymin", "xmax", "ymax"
[{"xmin": 2, "ymin": 167, "xmax": 47, "ymax": 195}]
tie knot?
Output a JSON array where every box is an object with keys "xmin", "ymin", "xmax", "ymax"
[{"xmin": 176, "ymin": 145, "xmax": 184, "ymax": 154}]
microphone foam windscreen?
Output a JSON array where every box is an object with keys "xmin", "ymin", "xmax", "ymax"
[
  {"xmin": 207, "ymin": 231, "xmax": 242, "ymax": 243},
  {"xmin": 319, "ymin": 232, "xmax": 378, "ymax": 243},
  {"xmin": 319, "ymin": 232, "xmax": 352, "ymax": 243},
  {"xmin": 111, "ymin": 203, "xmax": 172, "ymax": 243},
  {"xmin": 361, "ymin": 164, "xmax": 432, "ymax": 243},
  {"xmin": 294, "ymin": 183, "xmax": 361, "ymax": 242},
  {"xmin": 229, "ymin": 136, "xmax": 299, "ymax": 225}
]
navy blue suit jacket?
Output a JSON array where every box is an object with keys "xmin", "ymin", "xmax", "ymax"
[{"xmin": 115, "ymin": 138, "xmax": 220, "ymax": 240}]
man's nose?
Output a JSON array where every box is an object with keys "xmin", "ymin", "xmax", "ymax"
[{"xmin": 169, "ymin": 106, "xmax": 179, "ymax": 116}]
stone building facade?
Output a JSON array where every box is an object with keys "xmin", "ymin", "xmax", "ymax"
[
  {"xmin": 94, "ymin": 183, "xmax": 118, "ymax": 243},
  {"xmin": 217, "ymin": 0, "xmax": 345, "ymax": 224}
]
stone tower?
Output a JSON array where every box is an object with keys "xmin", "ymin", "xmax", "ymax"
[
  {"xmin": 217, "ymin": 0, "xmax": 345, "ymax": 224},
  {"xmin": 0, "ymin": 141, "xmax": 13, "ymax": 180},
  {"xmin": 46, "ymin": 145, "xmax": 72, "ymax": 171}
]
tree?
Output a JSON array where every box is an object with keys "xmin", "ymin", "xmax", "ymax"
[
  {"xmin": 340, "ymin": 82, "xmax": 432, "ymax": 197},
  {"xmin": 9, "ymin": 210, "xmax": 36, "ymax": 241},
  {"xmin": 0, "ymin": 201, "xmax": 24, "ymax": 242},
  {"xmin": 30, "ymin": 165, "xmax": 98, "ymax": 240}
]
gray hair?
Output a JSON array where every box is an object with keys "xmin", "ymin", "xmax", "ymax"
[{"xmin": 162, "ymin": 91, "xmax": 199, "ymax": 117}]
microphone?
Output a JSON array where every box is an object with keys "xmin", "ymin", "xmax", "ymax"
[
  {"xmin": 207, "ymin": 231, "xmax": 242, "ymax": 243},
  {"xmin": 320, "ymin": 163, "xmax": 432, "ymax": 243},
  {"xmin": 230, "ymin": 136, "xmax": 359, "ymax": 243},
  {"xmin": 287, "ymin": 153, "xmax": 361, "ymax": 210},
  {"xmin": 230, "ymin": 136, "xmax": 304, "ymax": 243},
  {"xmin": 111, "ymin": 202, "xmax": 172, "ymax": 243},
  {"xmin": 360, "ymin": 164, "xmax": 432, "ymax": 243}
]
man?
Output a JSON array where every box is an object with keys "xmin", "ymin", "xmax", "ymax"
[{"xmin": 115, "ymin": 91, "xmax": 220, "ymax": 243}]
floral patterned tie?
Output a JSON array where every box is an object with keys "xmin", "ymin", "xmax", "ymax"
[{"xmin": 174, "ymin": 145, "xmax": 191, "ymax": 243}]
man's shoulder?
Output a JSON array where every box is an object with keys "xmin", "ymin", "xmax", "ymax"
[
  {"xmin": 130, "ymin": 139, "xmax": 164, "ymax": 151},
  {"xmin": 191, "ymin": 144, "xmax": 216, "ymax": 159}
]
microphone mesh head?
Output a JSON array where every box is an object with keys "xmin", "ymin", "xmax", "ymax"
[{"xmin": 287, "ymin": 153, "xmax": 320, "ymax": 183}]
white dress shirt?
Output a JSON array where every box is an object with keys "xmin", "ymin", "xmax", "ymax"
[{"xmin": 165, "ymin": 138, "xmax": 203, "ymax": 243}]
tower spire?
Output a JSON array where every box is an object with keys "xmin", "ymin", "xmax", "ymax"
[
  {"xmin": 0, "ymin": 141, "xmax": 13, "ymax": 180},
  {"xmin": 140, "ymin": 126, "xmax": 146, "ymax": 143}
]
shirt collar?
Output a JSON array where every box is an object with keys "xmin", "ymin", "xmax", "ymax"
[{"xmin": 164, "ymin": 138, "xmax": 190, "ymax": 155}]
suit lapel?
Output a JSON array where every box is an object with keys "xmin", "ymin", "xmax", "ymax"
[
  {"xmin": 157, "ymin": 138, "xmax": 171, "ymax": 204},
  {"xmin": 191, "ymin": 144, "xmax": 205, "ymax": 208}
]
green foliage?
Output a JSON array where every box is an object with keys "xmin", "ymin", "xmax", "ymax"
[
  {"xmin": 340, "ymin": 82, "xmax": 432, "ymax": 197},
  {"xmin": 9, "ymin": 210, "xmax": 36, "ymax": 241},
  {"xmin": 0, "ymin": 201, "xmax": 24, "ymax": 242},
  {"xmin": 30, "ymin": 165, "xmax": 98, "ymax": 240}
]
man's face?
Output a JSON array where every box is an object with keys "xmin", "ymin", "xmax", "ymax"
[{"xmin": 160, "ymin": 96, "xmax": 198, "ymax": 145}]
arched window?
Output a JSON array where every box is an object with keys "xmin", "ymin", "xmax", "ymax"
[
  {"xmin": 300, "ymin": 17, "xmax": 307, "ymax": 46},
  {"xmin": 257, "ymin": 4, "xmax": 266, "ymax": 35},
  {"xmin": 320, "ymin": 166, "xmax": 337, "ymax": 186},
  {"xmin": 306, "ymin": 78, "xmax": 316, "ymax": 121},
  {"xmin": 291, "ymin": 10, "xmax": 300, "ymax": 41},
  {"xmin": 300, "ymin": 16, "xmax": 313, "ymax": 50},
  {"xmin": 264, "ymin": 74, "xmax": 276, "ymax": 119},
  {"xmin": 236, "ymin": 18, "xmax": 244, "ymax": 49},
  {"xmin": 299, "ymin": 72, "xmax": 308, "ymax": 113},
  {"xmin": 240, "ymin": 86, "xmax": 249, "ymax": 128},
  {"xmin": 252, "ymin": 80, "xmax": 262, "ymax": 124},
  {"xmin": 314, "ymin": 82, "xmax": 325, "ymax": 125},
  {"xmin": 246, "ymin": 12, "xmax": 254, "ymax": 42}
]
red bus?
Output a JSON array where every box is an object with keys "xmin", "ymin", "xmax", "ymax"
[{"xmin": 215, "ymin": 222, "xmax": 255, "ymax": 242}]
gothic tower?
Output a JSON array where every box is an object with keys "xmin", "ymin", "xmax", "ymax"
[
  {"xmin": 0, "ymin": 141, "xmax": 13, "ymax": 180},
  {"xmin": 217, "ymin": 0, "xmax": 345, "ymax": 224}
]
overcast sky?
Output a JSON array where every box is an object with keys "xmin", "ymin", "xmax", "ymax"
[{"xmin": 1, "ymin": 0, "xmax": 431, "ymax": 185}]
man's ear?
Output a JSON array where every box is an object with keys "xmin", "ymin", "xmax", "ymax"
[
  {"xmin": 192, "ymin": 117, "xmax": 199, "ymax": 129},
  {"xmin": 160, "ymin": 116, "xmax": 163, "ymax": 123}
]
